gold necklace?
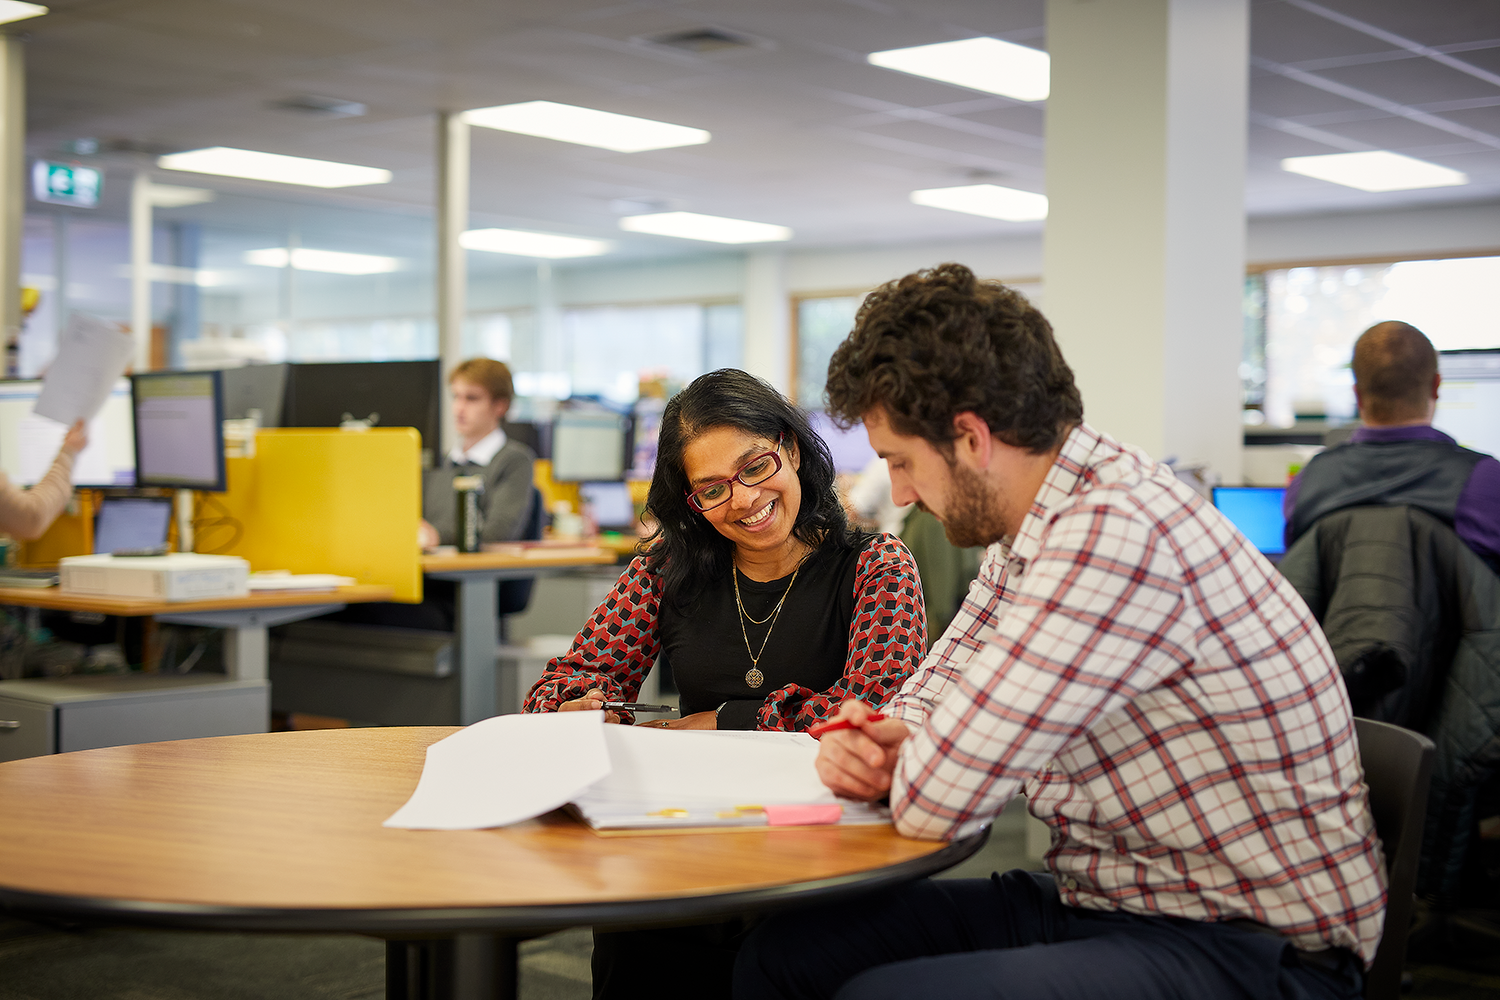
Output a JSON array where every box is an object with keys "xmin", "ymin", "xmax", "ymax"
[{"xmin": 733, "ymin": 565, "xmax": 799, "ymax": 689}]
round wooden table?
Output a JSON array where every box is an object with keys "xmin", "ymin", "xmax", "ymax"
[{"xmin": 0, "ymin": 727, "xmax": 986, "ymax": 999}]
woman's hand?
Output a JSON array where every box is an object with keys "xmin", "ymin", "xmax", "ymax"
[
  {"xmin": 558, "ymin": 688, "xmax": 621, "ymax": 724},
  {"xmin": 640, "ymin": 711, "xmax": 715, "ymax": 730},
  {"xmin": 61, "ymin": 420, "xmax": 88, "ymax": 457},
  {"xmin": 417, "ymin": 519, "xmax": 440, "ymax": 550}
]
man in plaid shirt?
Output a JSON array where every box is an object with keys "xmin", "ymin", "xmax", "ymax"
[{"xmin": 735, "ymin": 264, "xmax": 1385, "ymax": 1000}]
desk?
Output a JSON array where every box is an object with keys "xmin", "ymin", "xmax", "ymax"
[
  {"xmin": 0, "ymin": 584, "xmax": 394, "ymax": 682},
  {"xmin": 422, "ymin": 549, "xmax": 617, "ymax": 725},
  {"xmin": 0, "ymin": 727, "xmax": 985, "ymax": 1000}
]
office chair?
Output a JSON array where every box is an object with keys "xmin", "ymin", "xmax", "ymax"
[
  {"xmin": 1354, "ymin": 717, "xmax": 1435, "ymax": 1000},
  {"xmin": 496, "ymin": 486, "xmax": 545, "ymax": 639}
]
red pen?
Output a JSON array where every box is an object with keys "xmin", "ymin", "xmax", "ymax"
[{"xmin": 808, "ymin": 713, "xmax": 887, "ymax": 739}]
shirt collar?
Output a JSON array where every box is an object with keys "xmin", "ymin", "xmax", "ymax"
[
  {"xmin": 449, "ymin": 426, "xmax": 506, "ymax": 466},
  {"xmin": 1348, "ymin": 423, "xmax": 1454, "ymax": 446},
  {"xmin": 1005, "ymin": 422, "xmax": 1106, "ymax": 567}
]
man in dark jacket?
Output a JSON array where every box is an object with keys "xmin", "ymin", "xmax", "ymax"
[{"xmin": 1283, "ymin": 321, "xmax": 1500, "ymax": 572}]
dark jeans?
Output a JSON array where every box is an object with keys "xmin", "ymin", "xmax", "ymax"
[
  {"xmin": 734, "ymin": 870, "xmax": 1365, "ymax": 1000},
  {"xmin": 593, "ymin": 919, "xmax": 755, "ymax": 1000}
]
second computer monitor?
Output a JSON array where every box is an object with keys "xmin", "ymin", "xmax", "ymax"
[
  {"xmin": 132, "ymin": 370, "xmax": 227, "ymax": 492},
  {"xmin": 552, "ymin": 411, "xmax": 630, "ymax": 482}
]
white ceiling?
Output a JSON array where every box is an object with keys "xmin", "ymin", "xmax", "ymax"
[{"xmin": 18, "ymin": 0, "xmax": 1500, "ymax": 260}]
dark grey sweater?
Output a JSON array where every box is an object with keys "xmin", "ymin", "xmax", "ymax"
[{"xmin": 422, "ymin": 438, "xmax": 536, "ymax": 546}]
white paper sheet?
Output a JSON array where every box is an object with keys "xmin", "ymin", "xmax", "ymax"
[
  {"xmin": 34, "ymin": 314, "xmax": 136, "ymax": 426},
  {"xmin": 383, "ymin": 712, "xmax": 611, "ymax": 830}
]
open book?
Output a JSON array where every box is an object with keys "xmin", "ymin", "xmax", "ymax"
[{"xmin": 383, "ymin": 712, "xmax": 889, "ymax": 832}]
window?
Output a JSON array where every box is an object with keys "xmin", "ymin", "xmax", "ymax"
[{"xmin": 1260, "ymin": 255, "xmax": 1500, "ymax": 426}]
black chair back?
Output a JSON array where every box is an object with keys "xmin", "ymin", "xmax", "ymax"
[
  {"xmin": 497, "ymin": 486, "xmax": 544, "ymax": 618},
  {"xmin": 1354, "ymin": 717, "xmax": 1435, "ymax": 1000}
]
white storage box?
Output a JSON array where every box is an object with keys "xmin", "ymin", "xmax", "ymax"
[{"xmin": 59, "ymin": 553, "xmax": 250, "ymax": 601}]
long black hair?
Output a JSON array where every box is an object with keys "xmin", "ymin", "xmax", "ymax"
[{"xmin": 642, "ymin": 369, "xmax": 856, "ymax": 609}]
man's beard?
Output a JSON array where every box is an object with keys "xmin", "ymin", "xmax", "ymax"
[{"xmin": 937, "ymin": 459, "xmax": 1009, "ymax": 549}]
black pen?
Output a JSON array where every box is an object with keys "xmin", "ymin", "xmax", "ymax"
[{"xmin": 602, "ymin": 701, "xmax": 676, "ymax": 713}]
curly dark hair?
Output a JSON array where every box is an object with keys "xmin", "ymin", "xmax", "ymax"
[
  {"xmin": 642, "ymin": 369, "xmax": 857, "ymax": 609},
  {"xmin": 825, "ymin": 263, "xmax": 1082, "ymax": 454}
]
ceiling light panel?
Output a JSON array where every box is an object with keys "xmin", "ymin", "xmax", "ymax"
[
  {"xmin": 460, "ymin": 229, "xmax": 610, "ymax": 259},
  {"xmin": 910, "ymin": 184, "xmax": 1049, "ymax": 222},
  {"xmin": 618, "ymin": 212, "xmax": 792, "ymax": 244},
  {"xmin": 244, "ymin": 248, "xmax": 400, "ymax": 274},
  {"xmin": 464, "ymin": 101, "xmax": 710, "ymax": 153},
  {"xmin": 0, "ymin": 2, "xmax": 46, "ymax": 26},
  {"xmin": 1279, "ymin": 150, "xmax": 1469, "ymax": 192},
  {"xmin": 158, "ymin": 147, "xmax": 392, "ymax": 188},
  {"xmin": 868, "ymin": 37, "xmax": 1050, "ymax": 102}
]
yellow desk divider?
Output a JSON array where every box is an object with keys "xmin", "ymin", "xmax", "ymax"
[
  {"xmin": 16, "ymin": 490, "xmax": 97, "ymax": 567},
  {"xmin": 206, "ymin": 427, "xmax": 421, "ymax": 603}
]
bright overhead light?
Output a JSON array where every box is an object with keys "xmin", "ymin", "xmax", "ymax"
[
  {"xmin": 463, "ymin": 101, "xmax": 710, "ymax": 153},
  {"xmin": 0, "ymin": 2, "xmax": 48, "ymax": 26},
  {"xmin": 1280, "ymin": 150, "xmax": 1468, "ymax": 192},
  {"xmin": 619, "ymin": 211, "xmax": 791, "ymax": 244},
  {"xmin": 460, "ymin": 228, "xmax": 610, "ymax": 259},
  {"xmin": 148, "ymin": 183, "xmax": 216, "ymax": 208},
  {"xmin": 910, "ymin": 184, "xmax": 1048, "ymax": 222},
  {"xmin": 869, "ymin": 37, "xmax": 1050, "ymax": 102},
  {"xmin": 158, "ymin": 147, "xmax": 391, "ymax": 188},
  {"xmin": 244, "ymin": 248, "xmax": 400, "ymax": 275}
]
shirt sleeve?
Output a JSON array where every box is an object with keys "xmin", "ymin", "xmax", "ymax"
[
  {"xmin": 1456, "ymin": 455, "xmax": 1500, "ymax": 571},
  {"xmin": 753, "ymin": 536, "xmax": 927, "ymax": 732},
  {"xmin": 886, "ymin": 544, "xmax": 1009, "ymax": 731},
  {"xmin": 891, "ymin": 500, "xmax": 1188, "ymax": 841},
  {"xmin": 0, "ymin": 451, "xmax": 74, "ymax": 540},
  {"xmin": 522, "ymin": 555, "xmax": 663, "ymax": 721}
]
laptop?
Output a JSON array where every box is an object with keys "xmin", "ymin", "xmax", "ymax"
[
  {"xmin": 579, "ymin": 481, "xmax": 636, "ymax": 533},
  {"xmin": 1211, "ymin": 486, "xmax": 1288, "ymax": 558},
  {"xmin": 93, "ymin": 497, "xmax": 173, "ymax": 555}
]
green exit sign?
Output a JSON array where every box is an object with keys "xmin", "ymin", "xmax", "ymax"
[{"xmin": 32, "ymin": 160, "xmax": 102, "ymax": 208}]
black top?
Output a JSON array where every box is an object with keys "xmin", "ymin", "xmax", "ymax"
[{"xmin": 659, "ymin": 535, "xmax": 875, "ymax": 729}]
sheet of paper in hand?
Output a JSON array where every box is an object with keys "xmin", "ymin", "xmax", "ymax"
[{"xmin": 35, "ymin": 313, "xmax": 135, "ymax": 425}]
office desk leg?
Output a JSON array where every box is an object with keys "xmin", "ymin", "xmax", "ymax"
[
  {"xmin": 387, "ymin": 935, "xmax": 518, "ymax": 1000},
  {"xmin": 454, "ymin": 578, "xmax": 498, "ymax": 726},
  {"xmin": 222, "ymin": 625, "xmax": 268, "ymax": 682}
]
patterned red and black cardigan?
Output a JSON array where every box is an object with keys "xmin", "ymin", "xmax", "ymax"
[{"xmin": 523, "ymin": 535, "xmax": 928, "ymax": 731}]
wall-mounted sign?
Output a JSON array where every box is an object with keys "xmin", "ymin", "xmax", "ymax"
[{"xmin": 32, "ymin": 160, "xmax": 102, "ymax": 208}]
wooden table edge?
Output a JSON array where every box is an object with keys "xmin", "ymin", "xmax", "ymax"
[{"xmin": 0, "ymin": 828, "xmax": 989, "ymax": 935}]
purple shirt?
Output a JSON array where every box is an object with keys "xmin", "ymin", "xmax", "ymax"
[{"xmin": 1284, "ymin": 424, "xmax": 1500, "ymax": 568}]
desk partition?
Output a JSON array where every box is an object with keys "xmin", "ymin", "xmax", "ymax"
[{"xmin": 208, "ymin": 428, "xmax": 421, "ymax": 602}]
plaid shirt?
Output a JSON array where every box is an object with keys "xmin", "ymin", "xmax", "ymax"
[{"xmin": 888, "ymin": 423, "xmax": 1387, "ymax": 963}]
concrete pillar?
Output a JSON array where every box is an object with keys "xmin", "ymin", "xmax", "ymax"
[
  {"xmin": 0, "ymin": 37, "xmax": 24, "ymax": 363},
  {"xmin": 742, "ymin": 250, "xmax": 790, "ymax": 395},
  {"xmin": 436, "ymin": 111, "xmax": 469, "ymax": 453},
  {"xmin": 130, "ymin": 172, "xmax": 152, "ymax": 370},
  {"xmin": 1043, "ymin": 0, "xmax": 1248, "ymax": 483}
]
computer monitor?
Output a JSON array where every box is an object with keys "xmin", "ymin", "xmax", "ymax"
[
  {"xmin": 0, "ymin": 378, "xmax": 135, "ymax": 487},
  {"xmin": 1435, "ymin": 349, "xmax": 1500, "ymax": 456},
  {"xmin": 93, "ymin": 496, "xmax": 172, "ymax": 554},
  {"xmin": 282, "ymin": 360, "xmax": 440, "ymax": 464},
  {"xmin": 220, "ymin": 363, "xmax": 288, "ymax": 427},
  {"xmin": 579, "ymin": 481, "xmax": 635, "ymax": 532},
  {"xmin": 552, "ymin": 410, "xmax": 630, "ymax": 482},
  {"xmin": 1212, "ymin": 486, "xmax": 1288, "ymax": 556},
  {"xmin": 131, "ymin": 370, "xmax": 227, "ymax": 491}
]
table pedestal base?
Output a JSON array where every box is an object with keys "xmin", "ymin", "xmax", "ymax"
[{"xmin": 386, "ymin": 935, "xmax": 519, "ymax": 1000}]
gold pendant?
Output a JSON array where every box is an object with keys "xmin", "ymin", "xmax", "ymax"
[{"xmin": 745, "ymin": 667, "xmax": 764, "ymax": 689}]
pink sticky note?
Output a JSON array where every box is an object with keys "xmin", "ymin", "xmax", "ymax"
[{"xmin": 763, "ymin": 804, "xmax": 844, "ymax": 826}]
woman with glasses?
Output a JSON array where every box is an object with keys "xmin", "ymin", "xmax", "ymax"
[
  {"xmin": 525, "ymin": 367, "xmax": 924, "ymax": 733},
  {"xmin": 524, "ymin": 368, "xmax": 926, "ymax": 1000}
]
